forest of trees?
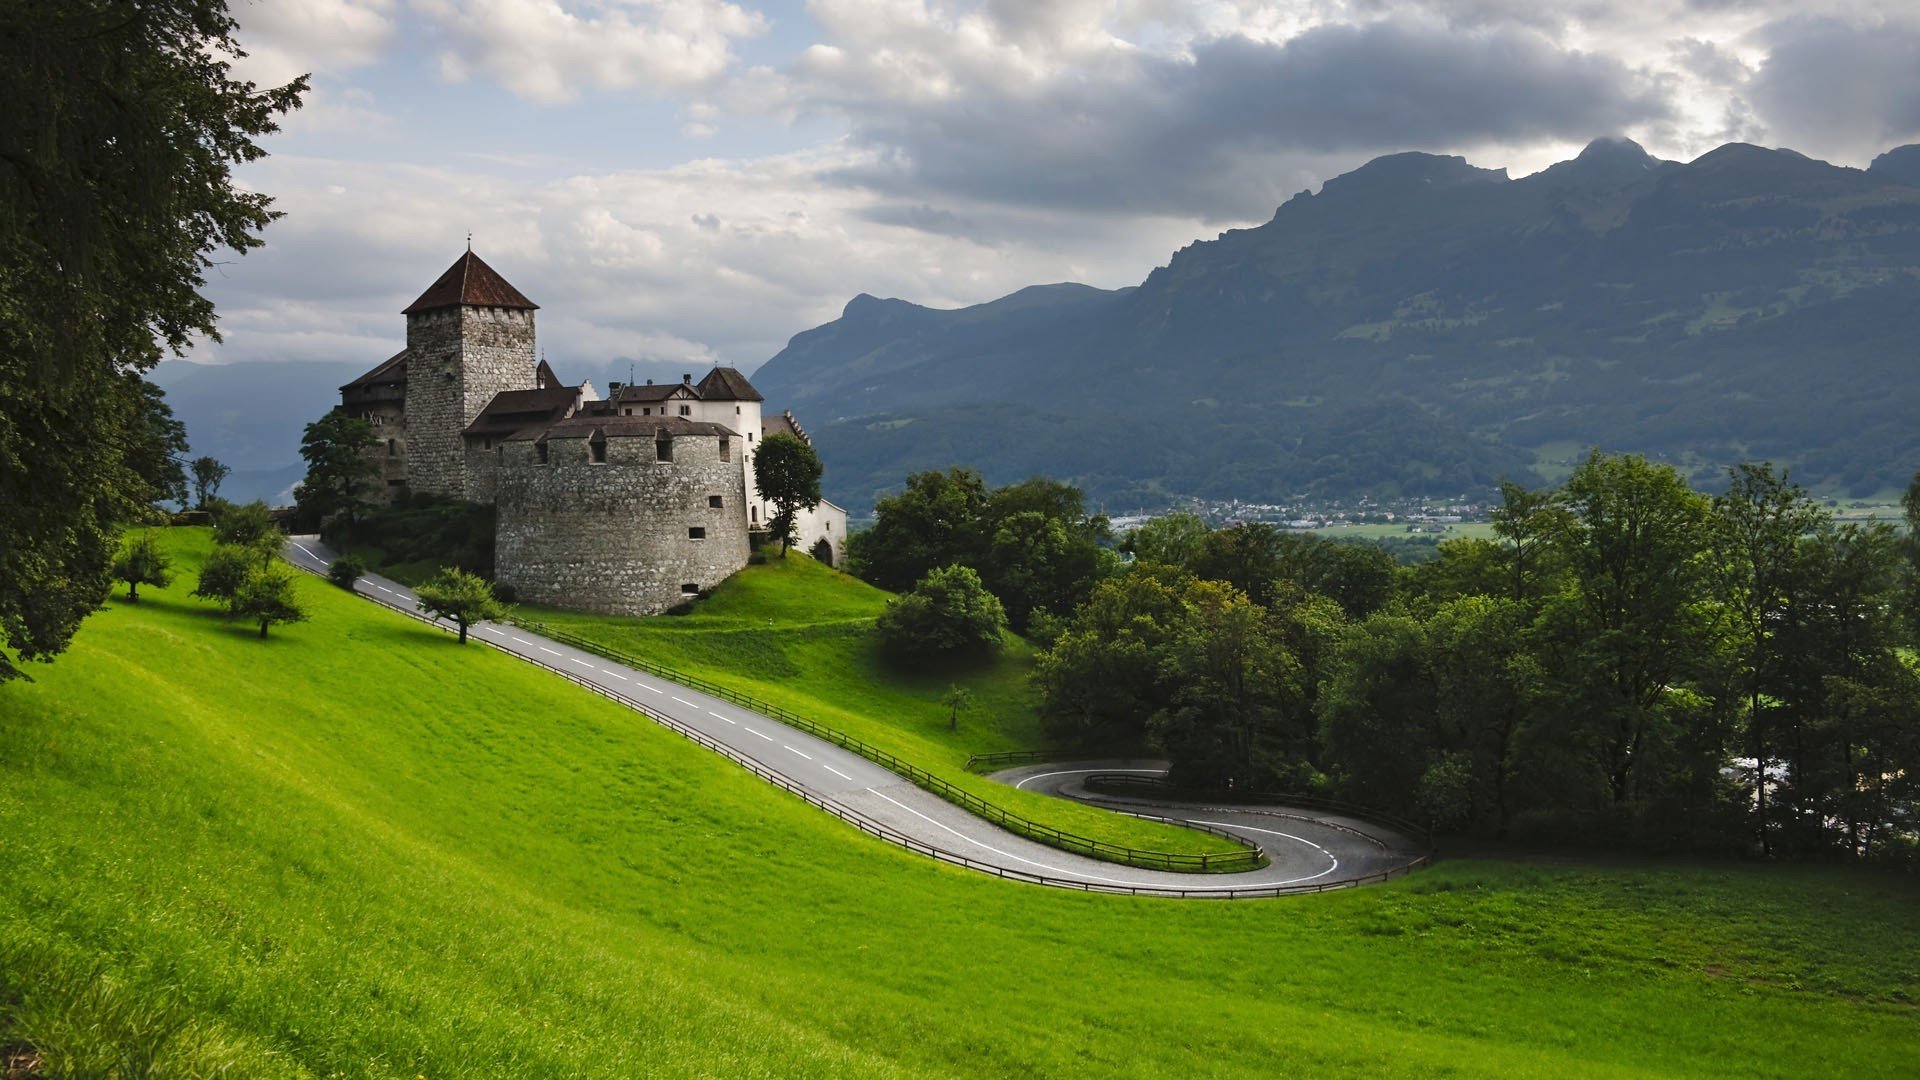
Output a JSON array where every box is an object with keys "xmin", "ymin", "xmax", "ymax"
[{"xmin": 852, "ymin": 455, "xmax": 1920, "ymax": 863}]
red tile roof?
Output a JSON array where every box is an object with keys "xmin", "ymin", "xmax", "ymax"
[{"xmin": 402, "ymin": 251, "xmax": 539, "ymax": 315}]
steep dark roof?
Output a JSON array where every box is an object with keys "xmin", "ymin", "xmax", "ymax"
[
  {"xmin": 510, "ymin": 416, "xmax": 738, "ymax": 442},
  {"xmin": 402, "ymin": 251, "xmax": 539, "ymax": 315},
  {"xmin": 463, "ymin": 386, "xmax": 577, "ymax": 438},
  {"xmin": 535, "ymin": 358, "xmax": 561, "ymax": 388},
  {"xmin": 695, "ymin": 366, "xmax": 764, "ymax": 402},
  {"xmin": 613, "ymin": 381, "xmax": 698, "ymax": 403},
  {"xmin": 762, "ymin": 409, "xmax": 811, "ymax": 445},
  {"xmin": 343, "ymin": 349, "xmax": 408, "ymax": 390}
]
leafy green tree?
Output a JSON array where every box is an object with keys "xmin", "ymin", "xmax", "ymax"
[
  {"xmin": 1316, "ymin": 612, "xmax": 1438, "ymax": 816},
  {"xmin": 129, "ymin": 377, "xmax": 190, "ymax": 509},
  {"xmin": 1122, "ymin": 511, "xmax": 1209, "ymax": 566},
  {"xmin": 1548, "ymin": 451, "xmax": 1714, "ymax": 805},
  {"xmin": 753, "ymin": 432, "xmax": 824, "ymax": 556},
  {"xmin": 1149, "ymin": 580, "xmax": 1303, "ymax": 790},
  {"xmin": 875, "ymin": 564, "xmax": 1007, "ymax": 660},
  {"xmin": 228, "ymin": 561, "xmax": 307, "ymax": 639},
  {"xmin": 1424, "ymin": 595, "xmax": 1544, "ymax": 834},
  {"xmin": 1035, "ymin": 563, "xmax": 1196, "ymax": 746},
  {"xmin": 0, "ymin": 0, "xmax": 303, "ymax": 682},
  {"xmin": 212, "ymin": 499, "xmax": 278, "ymax": 550},
  {"xmin": 1711, "ymin": 463, "xmax": 1827, "ymax": 852},
  {"xmin": 941, "ymin": 684, "xmax": 973, "ymax": 732},
  {"xmin": 1186, "ymin": 523, "xmax": 1286, "ymax": 606},
  {"xmin": 111, "ymin": 533, "xmax": 173, "ymax": 602},
  {"xmin": 1280, "ymin": 538, "xmax": 1397, "ymax": 619},
  {"xmin": 190, "ymin": 456, "xmax": 230, "ymax": 508},
  {"xmin": 1488, "ymin": 479, "xmax": 1564, "ymax": 608},
  {"xmin": 852, "ymin": 468, "xmax": 990, "ymax": 592},
  {"xmin": 414, "ymin": 568, "xmax": 507, "ymax": 645},
  {"xmin": 294, "ymin": 411, "xmax": 379, "ymax": 530},
  {"xmin": 193, "ymin": 542, "xmax": 264, "ymax": 604},
  {"xmin": 327, "ymin": 555, "xmax": 367, "ymax": 589}
]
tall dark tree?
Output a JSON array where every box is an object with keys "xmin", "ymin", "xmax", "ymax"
[
  {"xmin": 1547, "ymin": 451, "xmax": 1713, "ymax": 805},
  {"xmin": 852, "ymin": 468, "xmax": 990, "ymax": 591},
  {"xmin": 0, "ymin": 1, "xmax": 303, "ymax": 681},
  {"xmin": 190, "ymin": 456, "xmax": 230, "ymax": 508},
  {"xmin": 1711, "ymin": 463, "xmax": 1826, "ymax": 852},
  {"xmin": 752, "ymin": 432, "xmax": 823, "ymax": 556},
  {"xmin": 293, "ymin": 411, "xmax": 379, "ymax": 529}
]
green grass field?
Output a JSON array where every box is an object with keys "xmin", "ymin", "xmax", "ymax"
[
  {"xmin": 1, "ymin": 529, "xmax": 1915, "ymax": 1077},
  {"xmin": 516, "ymin": 552, "xmax": 1247, "ymax": 859}
]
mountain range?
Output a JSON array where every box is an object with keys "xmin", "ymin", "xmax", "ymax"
[{"xmin": 754, "ymin": 138, "xmax": 1920, "ymax": 511}]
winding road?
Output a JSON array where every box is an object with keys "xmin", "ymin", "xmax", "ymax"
[{"xmin": 285, "ymin": 536, "xmax": 1427, "ymax": 898}]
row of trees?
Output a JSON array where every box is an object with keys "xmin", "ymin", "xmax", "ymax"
[{"xmin": 1030, "ymin": 453, "xmax": 1920, "ymax": 861}]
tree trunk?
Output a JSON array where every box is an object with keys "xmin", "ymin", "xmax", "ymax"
[
  {"xmin": 127, "ymin": 581, "xmax": 137, "ymax": 602},
  {"xmin": 458, "ymin": 621, "xmax": 469, "ymax": 644},
  {"xmin": 258, "ymin": 619, "xmax": 269, "ymax": 639}
]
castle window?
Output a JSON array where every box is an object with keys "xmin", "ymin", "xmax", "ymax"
[
  {"xmin": 718, "ymin": 436, "xmax": 730, "ymax": 461},
  {"xmin": 624, "ymin": 408, "xmax": 632, "ymax": 416},
  {"xmin": 709, "ymin": 495, "xmax": 724, "ymax": 508},
  {"xmin": 387, "ymin": 438, "xmax": 396, "ymax": 457},
  {"xmin": 681, "ymin": 583, "xmax": 700, "ymax": 595},
  {"xmin": 688, "ymin": 527, "xmax": 706, "ymax": 540},
  {"xmin": 482, "ymin": 438, "xmax": 492, "ymax": 450},
  {"xmin": 655, "ymin": 438, "xmax": 673, "ymax": 463},
  {"xmin": 735, "ymin": 406, "xmax": 741, "ymax": 415},
  {"xmin": 536, "ymin": 442, "xmax": 549, "ymax": 465},
  {"xmin": 589, "ymin": 438, "xmax": 607, "ymax": 464},
  {"xmin": 751, "ymin": 506, "xmax": 758, "ymax": 523},
  {"xmin": 747, "ymin": 432, "xmax": 753, "ymax": 442},
  {"xmin": 643, "ymin": 407, "xmax": 652, "ymax": 416},
  {"xmin": 679, "ymin": 405, "xmax": 691, "ymax": 417}
]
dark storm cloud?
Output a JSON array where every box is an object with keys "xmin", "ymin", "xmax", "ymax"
[
  {"xmin": 827, "ymin": 19, "xmax": 1670, "ymax": 221},
  {"xmin": 1747, "ymin": 16, "xmax": 1920, "ymax": 157}
]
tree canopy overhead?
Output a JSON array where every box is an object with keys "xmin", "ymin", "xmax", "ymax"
[{"xmin": 0, "ymin": 1, "xmax": 305, "ymax": 681}]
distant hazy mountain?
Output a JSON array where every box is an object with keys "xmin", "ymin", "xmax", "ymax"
[
  {"xmin": 153, "ymin": 359, "xmax": 361, "ymax": 505},
  {"xmin": 755, "ymin": 138, "xmax": 1920, "ymax": 511}
]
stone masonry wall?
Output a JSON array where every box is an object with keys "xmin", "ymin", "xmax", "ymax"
[
  {"xmin": 495, "ymin": 433, "xmax": 750, "ymax": 615},
  {"xmin": 403, "ymin": 306, "xmax": 535, "ymax": 499}
]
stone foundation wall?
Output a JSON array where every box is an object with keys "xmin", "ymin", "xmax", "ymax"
[
  {"xmin": 495, "ymin": 433, "xmax": 750, "ymax": 615},
  {"xmin": 403, "ymin": 306, "xmax": 535, "ymax": 499}
]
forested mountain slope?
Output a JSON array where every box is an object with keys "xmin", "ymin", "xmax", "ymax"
[{"xmin": 755, "ymin": 139, "xmax": 1920, "ymax": 510}]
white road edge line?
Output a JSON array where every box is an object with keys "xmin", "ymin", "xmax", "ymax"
[{"xmin": 1015, "ymin": 767, "xmax": 1165, "ymax": 790}]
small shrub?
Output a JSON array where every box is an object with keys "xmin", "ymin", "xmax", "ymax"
[{"xmin": 327, "ymin": 555, "xmax": 367, "ymax": 589}]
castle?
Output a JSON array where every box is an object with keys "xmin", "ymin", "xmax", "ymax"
[{"xmin": 339, "ymin": 249, "xmax": 846, "ymax": 616}]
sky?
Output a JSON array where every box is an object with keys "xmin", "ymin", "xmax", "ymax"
[{"xmin": 192, "ymin": 0, "xmax": 1920, "ymax": 383}]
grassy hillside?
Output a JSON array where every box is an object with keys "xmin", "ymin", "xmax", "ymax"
[
  {"xmin": 517, "ymin": 552, "xmax": 1248, "ymax": 859},
  {"xmin": 1, "ymin": 529, "xmax": 1916, "ymax": 1076}
]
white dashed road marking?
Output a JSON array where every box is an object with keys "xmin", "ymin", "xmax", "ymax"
[
  {"xmin": 538, "ymin": 646, "xmax": 562, "ymax": 657},
  {"xmin": 785, "ymin": 746, "xmax": 813, "ymax": 760},
  {"xmin": 744, "ymin": 727, "xmax": 774, "ymax": 742},
  {"xmin": 603, "ymin": 671, "xmax": 627, "ymax": 681},
  {"xmin": 672, "ymin": 696, "xmax": 698, "ymax": 707},
  {"xmin": 824, "ymin": 765, "xmax": 854, "ymax": 781},
  {"xmin": 638, "ymin": 683, "xmax": 662, "ymax": 694},
  {"xmin": 569, "ymin": 657, "xmax": 595, "ymax": 669},
  {"xmin": 708, "ymin": 710, "xmax": 736, "ymax": 725}
]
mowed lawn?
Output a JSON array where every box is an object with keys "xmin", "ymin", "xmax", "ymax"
[
  {"xmin": 0, "ymin": 529, "xmax": 1914, "ymax": 1077},
  {"xmin": 517, "ymin": 553, "xmax": 1248, "ymax": 859}
]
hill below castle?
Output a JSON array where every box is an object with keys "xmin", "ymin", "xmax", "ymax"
[{"xmin": 754, "ymin": 139, "xmax": 1920, "ymax": 511}]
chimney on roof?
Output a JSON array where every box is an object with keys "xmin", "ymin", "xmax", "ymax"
[
  {"xmin": 608, "ymin": 381, "xmax": 623, "ymax": 396},
  {"xmin": 645, "ymin": 378, "xmax": 654, "ymax": 385},
  {"xmin": 682, "ymin": 373, "xmax": 692, "ymax": 384}
]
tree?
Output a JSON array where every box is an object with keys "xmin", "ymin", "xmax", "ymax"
[
  {"xmin": 1149, "ymin": 580, "xmax": 1303, "ymax": 790},
  {"xmin": 1547, "ymin": 451, "xmax": 1714, "ymax": 806},
  {"xmin": 1187, "ymin": 523, "xmax": 1286, "ymax": 606},
  {"xmin": 228, "ymin": 562, "xmax": 307, "ymax": 639},
  {"xmin": 852, "ymin": 468, "xmax": 990, "ymax": 592},
  {"xmin": 128, "ymin": 376, "xmax": 190, "ymax": 509},
  {"xmin": 190, "ymin": 456, "xmax": 231, "ymax": 508},
  {"xmin": 293, "ymin": 411, "xmax": 379, "ymax": 530},
  {"xmin": 1123, "ymin": 512, "xmax": 1210, "ymax": 566},
  {"xmin": 942, "ymin": 684, "xmax": 973, "ymax": 732},
  {"xmin": 111, "ymin": 533, "xmax": 173, "ymax": 602},
  {"xmin": 875, "ymin": 564, "xmax": 1007, "ymax": 660},
  {"xmin": 415, "ymin": 568, "xmax": 507, "ymax": 644},
  {"xmin": 1711, "ymin": 463, "xmax": 1826, "ymax": 853},
  {"xmin": 0, "ymin": 1, "xmax": 304, "ymax": 682},
  {"xmin": 327, "ymin": 555, "xmax": 367, "ymax": 589},
  {"xmin": 1488, "ymin": 479, "xmax": 1563, "ymax": 608},
  {"xmin": 1035, "ymin": 563, "xmax": 1197, "ymax": 746},
  {"xmin": 212, "ymin": 499, "xmax": 278, "ymax": 550},
  {"xmin": 194, "ymin": 543, "xmax": 261, "ymax": 604},
  {"xmin": 753, "ymin": 433, "xmax": 823, "ymax": 556}
]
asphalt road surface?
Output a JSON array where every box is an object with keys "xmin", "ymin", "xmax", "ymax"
[{"xmin": 284, "ymin": 536, "xmax": 1427, "ymax": 897}]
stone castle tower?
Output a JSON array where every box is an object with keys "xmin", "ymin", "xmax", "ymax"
[{"xmin": 400, "ymin": 250, "xmax": 539, "ymax": 499}]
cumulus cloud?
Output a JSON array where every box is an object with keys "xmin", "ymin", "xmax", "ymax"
[
  {"xmin": 1747, "ymin": 15, "xmax": 1920, "ymax": 160},
  {"xmin": 415, "ymin": 0, "xmax": 769, "ymax": 103},
  {"xmin": 194, "ymin": 146, "xmax": 1201, "ymax": 374},
  {"xmin": 811, "ymin": 17, "xmax": 1668, "ymax": 219},
  {"xmin": 226, "ymin": 0, "xmax": 398, "ymax": 86}
]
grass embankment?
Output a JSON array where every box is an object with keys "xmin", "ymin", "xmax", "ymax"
[
  {"xmin": 0, "ymin": 528, "xmax": 1915, "ymax": 1076},
  {"xmin": 517, "ymin": 552, "xmax": 1248, "ymax": 860}
]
